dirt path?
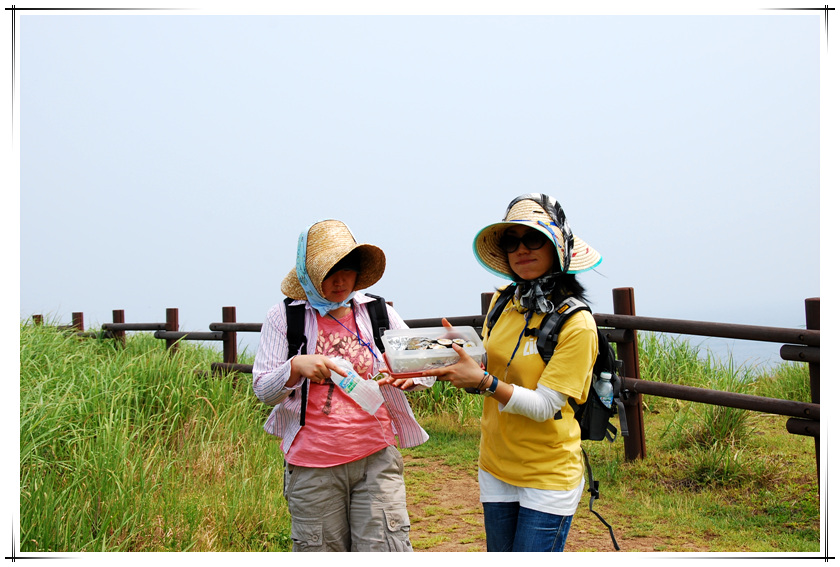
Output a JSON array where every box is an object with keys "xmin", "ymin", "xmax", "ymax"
[{"xmin": 404, "ymin": 457, "xmax": 688, "ymax": 553}]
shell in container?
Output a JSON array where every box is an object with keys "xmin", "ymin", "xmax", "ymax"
[{"xmin": 382, "ymin": 326, "xmax": 486, "ymax": 375}]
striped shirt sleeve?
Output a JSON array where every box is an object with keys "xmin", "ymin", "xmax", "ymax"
[{"xmin": 252, "ymin": 302, "xmax": 300, "ymax": 406}]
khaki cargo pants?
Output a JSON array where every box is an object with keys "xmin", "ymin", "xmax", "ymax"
[{"xmin": 283, "ymin": 445, "xmax": 413, "ymax": 552}]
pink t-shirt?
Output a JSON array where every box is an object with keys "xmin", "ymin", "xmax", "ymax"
[{"xmin": 285, "ymin": 309, "xmax": 395, "ymax": 467}]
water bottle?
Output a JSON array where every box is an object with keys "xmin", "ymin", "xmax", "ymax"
[
  {"xmin": 594, "ymin": 371, "xmax": 614, "ymax": 409},
  {"xmin": 328, "ymin": 357, "xmax": 384, "ymax": 415}
]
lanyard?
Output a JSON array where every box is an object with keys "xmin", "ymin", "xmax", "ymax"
[
  {"xmin": 503, "ymin": 310, "xmax": 534, "ymax": 378},
  {"xmin": 328, "ymin": 304, "xmax": 381, "ymax": 363}
]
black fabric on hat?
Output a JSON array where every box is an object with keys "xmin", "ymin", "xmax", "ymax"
[{"xmin": 325, "ymin": 249, "xmax": 361, "ymax": 279}]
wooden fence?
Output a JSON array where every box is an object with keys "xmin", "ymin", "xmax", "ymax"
[{"xmin": 34, "ymin": 287, "xmax": 821, "ymax": 485}]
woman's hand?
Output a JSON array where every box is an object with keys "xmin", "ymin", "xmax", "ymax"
[
  {"xmin": 288, "ymin": 354, "xmax": 344, "ymax": 387},
  {"xmin": 423, "ymin": 317, "xmax": 484, "ymax": 390},
  {"xmin": 422, "ymin": 343, "xmax": 486, "ymax": 390},
  {"xmin": 375, "ymin": 373, "xmax": 416, "ymax": 390}
]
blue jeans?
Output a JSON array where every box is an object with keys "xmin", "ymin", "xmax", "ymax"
[{"xmin": 483, "ymin": 501, "xmax": 574, "ymax": 552}]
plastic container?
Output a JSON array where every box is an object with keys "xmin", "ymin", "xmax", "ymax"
[
  {"xmin": 594, "ymin": 371, "xmax": 614, "ymax": 409},
  {"xmin": 382, "ymin": 326, "xmax": 486, "ymax": 376},
  {"xmin": 328, "ymin": 357, "xmax": 384, "ymax": 415}
]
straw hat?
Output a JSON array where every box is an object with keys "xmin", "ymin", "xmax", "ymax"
[
  {"xmin": 281, "ymin": 220, "xmax": 386, "ymax": 301},
  {"xmin": 473, "ymin": 193, "xmax": 601, "ymax": 279}
]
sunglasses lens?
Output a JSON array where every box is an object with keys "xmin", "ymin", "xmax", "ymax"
[
  {"xmin": 499, "ymin": 234, "xmax": 519, "ymax": 253},
  {"xmin": 500, "ymin": 230, "xmax": 547, "ymax": 253},
  {"xmin": 522, "ymin": 231, "xmax": 546, "ymax": 250}
]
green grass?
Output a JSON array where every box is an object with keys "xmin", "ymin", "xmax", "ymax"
[
  {"xmin": 20, "ymin": 324, "xmax": 290, "ymax": 552},
  {"xmin": 409, "ymin": 379, "xmax": 484, "ymax": 423},
  {"xmin": 19, "ymin": 324, "xmax": 820, "ymax": 553}
]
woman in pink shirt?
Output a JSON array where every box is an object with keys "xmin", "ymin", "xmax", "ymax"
[{"xmin": 252, "ymin": 219, "xmax": 434, "ymax": 552}]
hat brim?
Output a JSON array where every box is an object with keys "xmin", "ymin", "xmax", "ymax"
[
  {"xmin": 281, "ymin": 243, "xmax": 386, "ymax": 301},
  {"xmin": 473, "ymin": 220, "xmax": 601, "ymax": 279}
]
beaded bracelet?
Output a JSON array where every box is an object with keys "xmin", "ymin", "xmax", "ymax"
[
  {"xmin": 466, "ymin": 371, "xmax": 491, "ymax": 395},
  {"xmin": 477, "ymin": 371, "xmax": 490, "ymax": 392}
]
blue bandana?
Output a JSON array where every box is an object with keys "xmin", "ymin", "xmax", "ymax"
[{"xmin": 295, "ymin": 224, "xmax": 356, "ymax": 316}]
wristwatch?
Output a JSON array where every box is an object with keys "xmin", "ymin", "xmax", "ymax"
[{"xmin": 482, "ymin": 375, "xmax": 499, "ymax": 397}]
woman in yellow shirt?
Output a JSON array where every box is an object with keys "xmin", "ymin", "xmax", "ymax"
[{"xmin": 423, "ymin": 193, "xmax": 602, "ymax": 552}]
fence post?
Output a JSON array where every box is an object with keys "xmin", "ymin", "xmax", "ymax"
[
  {"xmin": 481, "ymin": 292, "xmax": 495, "ymax": 316},
  {"xmin": 805, "ymin": 297, "xmax": 820, "ymax": 489},
  {"xmin": 72, "ymin": 312, "xmax": 84, "ymax": 332},
  {"xmin": 112, "ymin": 310, "xmax": 126, "ymax": 347},
  {"xmin": 166, "ymin": 308, "xmax": 179, "ymax": 352},
  {"xmin": 33, "ymin": 315, "xmax": 43, "ymax": 326},
  {"xmin": 222, "ymin": 306, "xmax": 237, "ymax": 364},
  {"xmin": 612, "ymin": 287, "xmax": 646, "ymax": 461}
]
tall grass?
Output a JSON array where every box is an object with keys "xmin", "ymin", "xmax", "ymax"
[
  {"xmin": 20, "ymin": 323, "xmax": 290, "ymax": 552},
  {"xmin": 410, "ymin": 380, "xmax": 484, "ymax": 423},
  {"xmin": 754, "ymin": 359, "xmax": 813, "ymax": 403}
]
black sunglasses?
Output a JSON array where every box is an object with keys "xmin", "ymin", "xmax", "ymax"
[{"xmin": 499, "ymin": 230, "xmax": 548, "ymax": 253}]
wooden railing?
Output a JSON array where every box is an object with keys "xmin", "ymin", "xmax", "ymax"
[{"xmin": 34, "ymin": 287, "xmax": 820, "ymax": 483}]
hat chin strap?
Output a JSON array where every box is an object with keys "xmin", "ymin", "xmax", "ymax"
[{"xmin": 506, "ymin": 193, "xmax": 575, "ymax": 273}]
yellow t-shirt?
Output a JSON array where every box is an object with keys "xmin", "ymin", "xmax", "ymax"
[{"xmin": 479, "ymin": 292, "xmax": 598, "ymax": 491}]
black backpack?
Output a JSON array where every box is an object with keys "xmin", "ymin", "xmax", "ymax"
[
  {"xmin": 284, "ymin": 293, "xmax": 391, "ymax": 427},
  {"xmin": 484, "ymin": 284, "xmax": 628, "ymax": 551}
]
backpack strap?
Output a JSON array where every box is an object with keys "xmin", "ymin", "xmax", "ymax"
[
  {"xmin": 284, "ymin": 298, "xmax": 308, "ymax": 358},
  {"xmin": 611, "ymin": 370, "xmax": 630, "ymax": 438},
  {"xmin": 483, "ymin": 284, "xmax": 517, "ymax": 339},
  {"xmin": 542, "ymin": 298, "xmax": 590, "ymax": 421},
  {"xmin": 536, "ymin": 296, "xmax": 591, "ymax": 364},
  {"xmin": 581, "ymin": 448, "xmax": 621, "ymax": 551},
  {"xmin": 283, "ymin": 298, "xmax": 309, "ymax": 427},
  {"xmin": 362, "ymin": 293, "xmax": 390, "ymax": 353}
]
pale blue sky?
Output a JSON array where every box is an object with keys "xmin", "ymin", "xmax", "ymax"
[{"xmin": 12, "ymin": 5, "xmax": 830, "ymax": 367}]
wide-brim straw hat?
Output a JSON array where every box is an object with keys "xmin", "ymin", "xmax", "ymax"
[
  {"xmin": 473, "ymin": 194, "xmax": 602, "ymax": 279},
  {"xmin": 281, "ymin": 220, "xmax": 386, "ymax": 301}
]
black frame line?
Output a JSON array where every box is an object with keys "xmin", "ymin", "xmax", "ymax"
[
  {"xmin": 764, "ymin": 5, "xmax": 834, "ymax": 47},
  {"xmin": 6, "ymin": 4, "xmax": 184, "ymax": 144},
  {"xmin": 6, "ymin": 5, "xmax": 186, "ymax": 561}
]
